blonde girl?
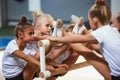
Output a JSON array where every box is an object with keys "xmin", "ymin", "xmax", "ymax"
[{"xmin": 32, "ymin": 10, "xmax": 69, "ymax": 80}]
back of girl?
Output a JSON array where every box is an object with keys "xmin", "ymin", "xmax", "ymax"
[
  {"xmin": 47, "ymin": 0, "xmax": 120, "ymax": 80},
  {"xmin": 89, "ymin": 0, "xmax": 120, "ymax": 79}
]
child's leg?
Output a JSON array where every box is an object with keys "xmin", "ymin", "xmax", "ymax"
[
  {"xmin": 70, "ymin": 43, "xmax": 111, "ymax": 80},
  {"xmin": 23, "ymin": 62, "xmax": 39, "ymax": 80},
  {"xmin": 82, "ymin": 52, "xmax": 111, "ymax": 80},
  {"xmin": 62, "ymin": 51, "xmax": 79, "ymax": 65},
  {"xmin": 23, "ymin": 53, "xmax": 40, "ymax": 80},
  {"xmin": 47, "ymin": 44, "xmax": 69, "ymax": 60}
]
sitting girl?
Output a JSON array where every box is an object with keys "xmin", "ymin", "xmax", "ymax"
[{"xmin": 2, "ymin": 16, "xmax": 41, "ymax": 80}]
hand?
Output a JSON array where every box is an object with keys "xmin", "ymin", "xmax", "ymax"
[
  {"xmin": 58, "ymin": 64, "xmax": 69, "ymax": 70},
  {"xmin": 43, "ymin": 35, "xmax": 56, "ymax": 42},
  {"xmin": 62, "ymin": 30, "xmax": 68, "ymax": 36},
  {"xmin": 33, "ymin": 36, "xmax": 47, "ymax": 41},
  {"xmin": 46, "ymin": 64, "xmax": 55, "ymax": 72}
]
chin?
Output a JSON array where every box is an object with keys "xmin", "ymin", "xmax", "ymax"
[
  {"xmin": 26, "ymin": 40, "xmax": 34, "ymax": 44},
  {"xmin": 46, "ymin": 33, "xmax": 50, "ymax": 35}
]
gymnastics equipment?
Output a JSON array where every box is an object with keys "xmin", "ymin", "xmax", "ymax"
[
  {"xmin": 38, "ymin": 39, "xmax": 51, "ymax": 80},
  {"xmin": 37, "ymin": 39, "xmax": 91, "ymax": 80}
]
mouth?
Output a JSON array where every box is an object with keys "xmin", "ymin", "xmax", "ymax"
[{"xmin": 47, "ymin": 31, "xmax": 51, "ymax": 33}]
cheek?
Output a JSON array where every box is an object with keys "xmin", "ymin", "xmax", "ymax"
[
  {"xmin": 117, "ymin": 24, "xmax": 120, "ymax": 29},
  {"xmin": 41, "ymin": 26, "xmax": 46, "ymax": 31},
  {"xmin": 89, "ymin": 21, "xmax": 93, "ymax": 28},
  {"xmin": 23, "ymin": 36, "xmax": 33, "ymax": 43},
  {"xmin": 22, "ymin": 37, "xmax": 28, "ymax": 43},
  {"xmin": 41, "ymin": 28, "xmax": 47, "ymax": 33},
  {"xmin": 89, "ymin": 22, "xmax": 96, "ymax": 30}
]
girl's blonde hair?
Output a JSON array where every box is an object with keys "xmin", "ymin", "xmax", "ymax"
[
  {"xmin": 33, "ymin": 10, "xmax": 54, "ymax": 28},
  {"xmin": 89, "ymin": 0, "xmax": 111, "ymax": 25}
]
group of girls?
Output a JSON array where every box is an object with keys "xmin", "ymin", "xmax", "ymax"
[{"xmin": 2, "ymin": 0, "xmax": 120, "ymax": 80}]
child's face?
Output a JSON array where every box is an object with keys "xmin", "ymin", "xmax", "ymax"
[
  {"xmin": 112, "ymin": 15, "xmax": 117, "ymax": 27},
  {"xmin": 112, "ymin": 14, "xmax": 120, "ymax": 29},
  {"xmin": 39, "ymin": 18, "xmax": 52, "ymax": 35},
  {"xmin": 22, "ymin": 26, "xmax": 34, "ymax": 43},
  {"xmin": 88, "ymin": 14, "xmax": 97, "ymax": 30}
]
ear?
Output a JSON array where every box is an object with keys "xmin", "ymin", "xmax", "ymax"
[
  {"xmin": 35, "ymin": 24, "xmax": 41, "ymax": 30},
  {"xmin": 18, "ymin": 31, "xmax": 23, "ymax": 38},
  {"xmin": 92, "ymin": 17, "xmax": 98, "ymax": 26}
]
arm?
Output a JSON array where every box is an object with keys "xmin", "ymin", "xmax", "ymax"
[
  {"xmin": 45, "ymin": 44, "xmax": 54, "ymax": 55},
  {"xmin": 13, "ymin": 50, "xmax": 40, "ymax": 66},
  {"xmin": 82, "ymin": 29, "xmax": 89, "ymax": 35},
  {"xmin": 51, "ymin": 33, "xmax": 98, "ymax": 44},
  {"xmin": 34, "ymin": 36, "xmax": 47, "ymax": 41},
  {"xmin": 88, "ymin": 44, "xmax": 101, "ymax": 54}
]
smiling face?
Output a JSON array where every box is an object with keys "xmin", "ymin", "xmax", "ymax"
[{"xmin": 19, "ymin": 26, "xmax": 34, "ymax": 44}]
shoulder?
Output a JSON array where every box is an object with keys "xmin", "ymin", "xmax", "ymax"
[
  {"xmin": 5, "ymin": 39, "xmax": 19, "ymax": 54},
  {"xmin": 7, "ymin": 39, "xmax": 17, "ymax": 47}
]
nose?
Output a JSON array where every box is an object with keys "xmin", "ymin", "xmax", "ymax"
[
  {"xmin": 31, "ymin": 34, "xmax": 34, "ymax": 37},
  {"xmin": 48, "ymin": 26, "xmax": 52, "ymax": 30}
]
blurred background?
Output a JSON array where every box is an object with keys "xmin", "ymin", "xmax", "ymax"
[
  {"xmin": 0, "ymin": 0, "xmax": 119, "ymax": 38},
  {"xmin": 0, "ymin": 0, "xmax": 120, "ymax": 80}
]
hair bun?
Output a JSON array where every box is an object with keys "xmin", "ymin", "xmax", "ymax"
[
  {"xmin": 95, "ymin": 0, "xmax": 105, "ymax": 5},
  {"xmin": 21, "ymin": 16, "xmax": 27, "ymax": 22},
  {"xmin": 18, "ymin": 16, "xmax": 27, "ymax": 24},
  {"xmin": 33, "ymin": 10, "xmax": 43, "ymax": 18}
]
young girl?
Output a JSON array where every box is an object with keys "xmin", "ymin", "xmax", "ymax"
[
  {"xmin": 47, "ymin": 0, "xmax": 119, "ymax": 80},
  {"xmin": 2, "ymin": 16, "xmax": 41, "ymax": 80},
  {"xmin": 32, "ymin": 10, "xmax": 69, "ymax": 80}
]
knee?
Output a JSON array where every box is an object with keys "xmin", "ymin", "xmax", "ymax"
[{"xmin": 70, "ymin": 52, "xmax": 79, "ymax": 57}]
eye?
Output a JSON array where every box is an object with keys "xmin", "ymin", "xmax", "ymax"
[
  {"xmin": 46, "ymin": 24, "xmax": 52, "ymax": 28},
  {"xmin": 46, "ymin": 24, "xmax": 50, "ymax": 27},
  {"xmin": 50, "ymin": 25, "xmax": 53, "ymax": 28},
  {"xmin": 29, "ymin": 32, "xmax": 34, "ymax": 36}
]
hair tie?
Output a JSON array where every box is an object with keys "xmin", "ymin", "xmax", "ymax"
[{"xmin": 95, "ymin": 0, "xmax": 105, "ymax": 5}]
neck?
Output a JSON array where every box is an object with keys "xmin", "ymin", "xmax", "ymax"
[
  {"xmin": 97, "ymin": 23, "xmax": 108, "ymax": 28},
  {"xmin": 16, "ymin": 39, "xmax": 26, "ymax": 50},
  {"xmin": 118, "ymin": 29, "xmax": 120, "ymax": 33}
]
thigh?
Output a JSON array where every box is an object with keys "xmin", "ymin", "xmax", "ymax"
[{"xmin": 23, "ymin": 63, "xmax": 39, "ymax": 80}]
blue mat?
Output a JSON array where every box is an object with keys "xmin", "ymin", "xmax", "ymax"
[{"xmin": 0, "ymin": 37, "xmax": 14, "ymax": 49}]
